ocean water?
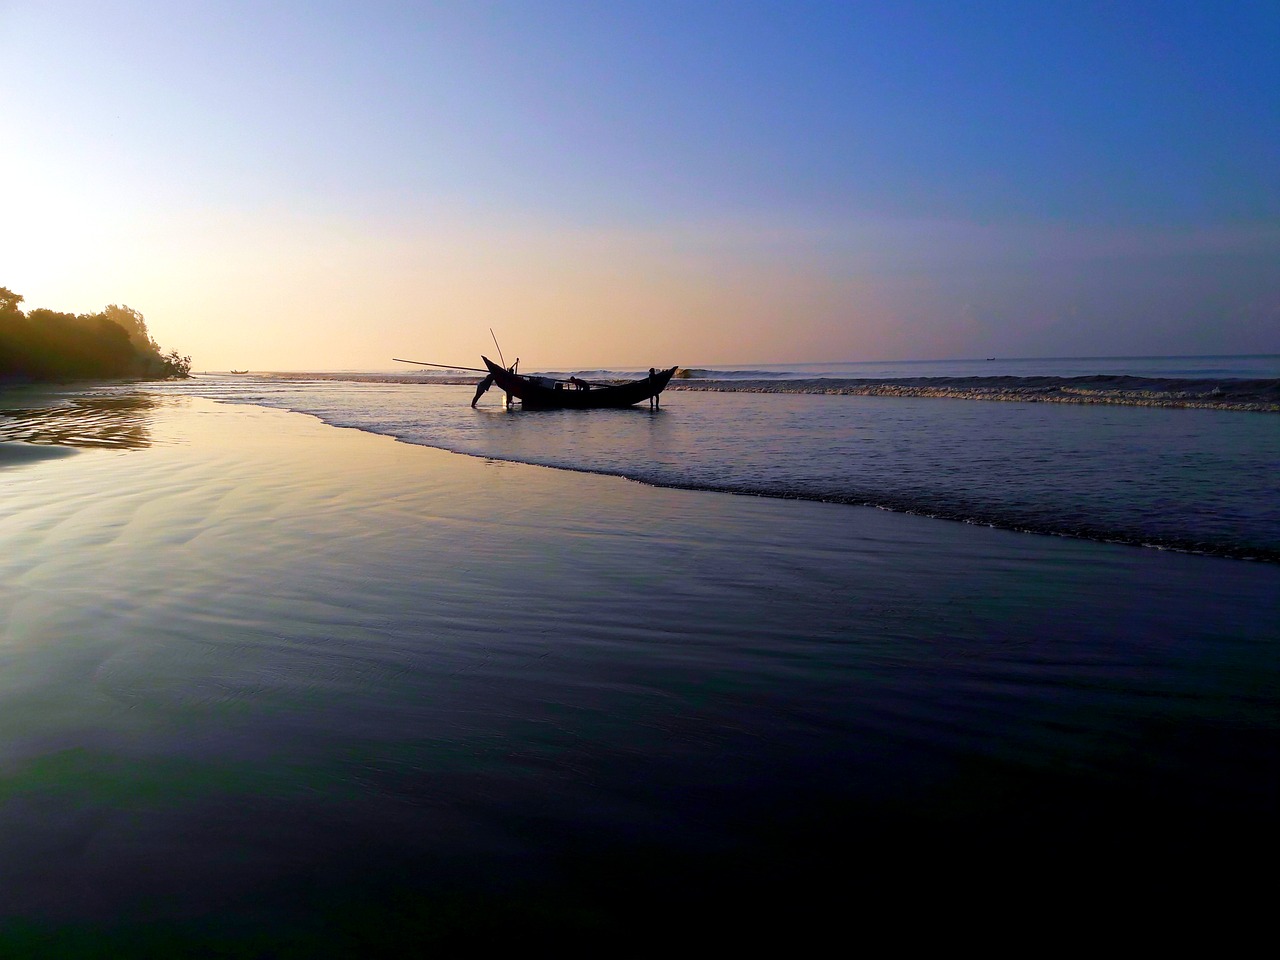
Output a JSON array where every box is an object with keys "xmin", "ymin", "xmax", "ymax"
[
  {"xmin": 675, "ymin": 352, "xmax": 1280, "ymax": 381},
  {"xmin": 1, "ymin": 369, "xmax": 1278, "ymax": 950},
  {"xmin": 117, "ymin": 355, "xmax": 1280, "ymax": 561},
  {"xmin": 381, "ymin": 352, "xmax": 1280, "ymax": 380}
]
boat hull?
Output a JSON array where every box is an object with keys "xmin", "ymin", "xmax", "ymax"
[{"xmin": 482, "ymin": 357, "xmax": 677, "ymax": 409}]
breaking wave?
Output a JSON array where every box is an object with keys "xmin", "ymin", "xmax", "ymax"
[{"xmin": 669, "ymin": 375, "xmax": 1280, "ymax": 412}]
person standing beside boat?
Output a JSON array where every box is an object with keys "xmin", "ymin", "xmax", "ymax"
[{"xmin": 471, "ymin": 372, "xmax": 495, "ymax": 407}]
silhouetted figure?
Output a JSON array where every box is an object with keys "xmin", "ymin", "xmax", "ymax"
[
  {"xmin": 649, "ymin": 368, "xmax": 659, "ymax": 409},
  {"xmin": 472, "ymin": 373, "xmax": 495, "ymax": 407}
]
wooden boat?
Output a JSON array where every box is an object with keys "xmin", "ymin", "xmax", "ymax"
[{"xmin": 482, "ymin": 356, "xmax": 677, "ymax": 409}]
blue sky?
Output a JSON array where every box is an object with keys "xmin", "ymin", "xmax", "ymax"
[{"xmin": 2, "ymin": 1, "xmax": 1277, "ymax": 368}]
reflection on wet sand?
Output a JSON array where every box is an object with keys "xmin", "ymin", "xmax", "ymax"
[{"xmin": 0, "ymin": 392, "xmax": 158, "ymax": 450}]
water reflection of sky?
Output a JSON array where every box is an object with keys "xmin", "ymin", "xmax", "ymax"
[{"xmin": 0, "ymin": 392, "xmax": 157, "ymax": 450}]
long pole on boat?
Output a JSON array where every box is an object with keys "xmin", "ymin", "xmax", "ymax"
[
  {"xmin": 392, "ymin": 358, "xmax": 488, "ymax": 373},
  {"xmin": 490, "ymin": 329, "xmax": 507, "ymax": 371}
]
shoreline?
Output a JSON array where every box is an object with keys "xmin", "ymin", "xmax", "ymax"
[
  {"xmin": 12, "ymin": 384, "xmax": 1280, "ymax": 563},
  {"xmin": 7, "ymin": 383, "xmax": 1277, "ymax": 561}
]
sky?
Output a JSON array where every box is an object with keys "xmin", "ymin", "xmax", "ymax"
[{"xmin": 2, "ymin": 0, "xmax": 1277, "ymax": 370}]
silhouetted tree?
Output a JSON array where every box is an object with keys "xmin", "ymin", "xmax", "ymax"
[
  {"xmin": 0, "ymin": 287, "xmax": 191, "ymax": 381},
  {"xmin": 0, "ymin": 287, "xmax": 22, "ymax": 315}
]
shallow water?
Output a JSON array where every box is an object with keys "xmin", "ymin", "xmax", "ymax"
[
  {"xmin": 0, "ymin": 397, "xmax": 1276, "ymax": 950},
  {"xmin": 119, "ymin": 371, "xmax": 1280, "ymax": 560}
]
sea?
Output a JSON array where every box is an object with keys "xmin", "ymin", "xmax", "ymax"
[
  {"xmin": 105, "ymin": 353, "xmax": 1280, "ymax": 562},
  {"xmin": 1, "ymin": 354, "xmax": 1278, "ymax": 949}
]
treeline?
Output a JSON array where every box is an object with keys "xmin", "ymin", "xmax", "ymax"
[{"xmin": 1, "ymin": 287, "xmax": 191, "ymax": 381}]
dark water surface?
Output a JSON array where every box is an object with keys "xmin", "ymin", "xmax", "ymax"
[{"xmin": 0, "ymin": 396, "xmax": 1277, "ymax": 951}]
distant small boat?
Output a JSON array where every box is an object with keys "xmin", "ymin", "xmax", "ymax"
[
  {"xmin": 229, "ymin": 369, "xmax": 248, "ymax": 374},
  {"xmin": 481, "ymin": 356, "xmax": 677, "ymax": 410}
]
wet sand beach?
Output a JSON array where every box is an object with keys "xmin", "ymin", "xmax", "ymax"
[{"xmin": 1, "ymin": 395, "xmax": 1277, "ymax": 952}]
